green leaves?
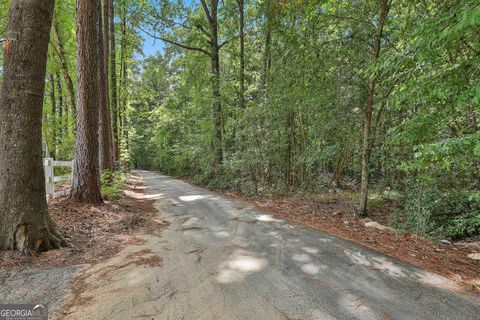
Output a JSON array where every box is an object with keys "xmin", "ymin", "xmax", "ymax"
[
  {"xmin": 402, "ymin": 132, "xmax": 480, "ymax": 172},
  {"xmin": 124, "ymin": 0, "xmax": 480, "ymax": 237}
]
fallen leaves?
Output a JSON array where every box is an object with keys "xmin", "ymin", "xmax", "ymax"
[{"xmin": 0, "ymin": 174, "xmax": 167, "ymax": 271}]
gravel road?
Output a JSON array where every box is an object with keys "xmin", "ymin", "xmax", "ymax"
[{"xmin": 63, "ymin": 170, "xmax": 480, "ymax": 320}]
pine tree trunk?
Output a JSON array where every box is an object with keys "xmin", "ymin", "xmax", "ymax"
[
  {"xmin": 204, "ymin": 0, "xmax": 223, "ymax": 166},
  {"xmin": 237, "ymin": 0, "xmax": 245, "ymax": 110},
  {"xmin": 284, "ymin": 111, "xmax": 294, "ymax": 192},
  {"xmin": 53, "ymin": 20, "xmax": 76, "ymax": 123},
  {"xmin": 259, "ymin": 0, "xmax": 273, "ymax": 103},
  {"xmin": 109, "ymin": 0, "xmax": 120, "ymax": 163},
  {"xmin": 359, "ymin": 0, "xmax": 391, "ymax": 216},
  {"xmin": 119, "ymin": 0, "xmax": 126, "ymax": 148},
  {"xmin": 211, "ymin": 44, "xmax": 223, "ymax": 166},
  {"xmin": 120, "ymin": 0, "xmax": 129, "ymax": 166},
  {"xmin": 49, "ymin": 73, "xmax": 57, "ymax": 158},
  {"xmin": 98, "ymin": 0, "xmax": 115, "ymax": 173},
  {"xmin": 56, "ymin": 72, "xmax": 65, "ymax": 140},
  {"xmin": 0, "ymin": 0, "xmax": 66, "ymax": 253},
  {"xmin": 70, "ymin": 0, "xmax": 103, "ymax": 203}
]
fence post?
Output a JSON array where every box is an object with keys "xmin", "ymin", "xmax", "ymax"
[{"xmin": 44, "ymin": 157, "xmax": 54, "ymax": 199}]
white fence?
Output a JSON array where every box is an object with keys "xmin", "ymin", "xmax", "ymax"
[{"xmin": 43, "ymin": 158, "xmax": 74, "ymax": 200}]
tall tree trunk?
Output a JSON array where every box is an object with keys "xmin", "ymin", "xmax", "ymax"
[
  {"xmin": 259, "ymin": 0, "xmax": 273, "ymax": 103},
  {"xmin": 56, "ymin": 71, "xmax": 65, "ymax": 140},
  {"xmin": 53, "ymin": 20, "xmax": 76, "ymax": 123},
  {"xmin": 202, "ymin": 0, "xmax": 223, "ymax": 166},
  {"xmin": 359, "ymin": 0, "xmax": 391, "ymax": 216},
  {"xmin": 237, "ymin": 0, "xmax": 245, "ymax": 110},
  {"xmin": 120, "ymin": 0, "xmax": 128, "ymax": 164},
  {"xmin": 49, "ymin": 73, "xmax": 57, "ymax": 158},
  {"xmin": 98, "ymin": 0, "xmax": 115, "ymax": 172},
  {"xmin": 299, "ymin": 112, "xmax": 306, "ymax": 187},
  {"xmin": 70, "ymin": 0, "xmax": 103, "ymax": 203},
  {"xmin": 0, "ymin": 0, "xmax": 66, "ymax": 253},
  {"xmin": 211, "ymin": 39, "xmax": 223, "ymax": 166},
  {"xmin": 109, "ymin": 0, "xmax": 120, "ymax": 163},
  {"xmin": 284, "ymin": 110, "xmax": 294, "ymax": 192}
]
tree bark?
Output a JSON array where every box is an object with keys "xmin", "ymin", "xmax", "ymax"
[
  {"xmin": 56, "ymin": 71, "xmax": 65, "ymax": 140},
  {"xmin": 120, "ymin": 0, "xmax": 129, "ymax": 167},
  {"xmin": 284, "ymin": 110, "xmax": 294, "ymax": 192},
  {"xmin": 145, "ymin": 0, "xmax": 225, "ymax": 166},
  {"xmin": 109, "ymin": 0, "xmax": 120, "ymax": 163},
  {"xmin": 98, "ymin": 0, "xmax": 115, "ymax": 173},
  {"xmin": 49, "ymin": 73, "xmax": 57, "ymax": 158},
  {"xmin": 0, "ymin": 0, "xmax": 66, "ymax": 253},
  {"xmin": 201, "ymin": 0, "xmax": 223, "ymax": 166},
  {"xmin": 359, "ymin": 0, "xmax": 391, "ymax": 216},
  {"xmin": 259, "ymin": 0, "xmax": 273, "ymax": 103},
  {"xmin": 53, "ymin": 20, "xmax": 76, "ymax": 123},
  {"xmin": 237, "ymin": 0, "xmax": 245, "ymax": 110},
  {"xmin": 70, "ymin": 0, "xmax": 103, "ymax": 203}
]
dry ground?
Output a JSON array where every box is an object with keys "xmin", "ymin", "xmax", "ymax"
[{"xmin": 0, "ymin": 174, "xmax": 168, "ymax": 271}]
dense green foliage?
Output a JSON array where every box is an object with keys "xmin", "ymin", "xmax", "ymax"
[
  {"xmin": 1, "ymin": 0, "xmax": 478, "ymax": 239},
  {"xmin": 1, "ymin": 0, "xmax": 142, "ymax": 162},
  {"xmin": 128, "ymin": 0, "xmax": 480, "ymax": 239},
  {"xmin": 101, "ymin": 170, "xmax": 128, "ymax": 200}
]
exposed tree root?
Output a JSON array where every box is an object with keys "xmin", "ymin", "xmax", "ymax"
[{"xmin": 13, "ymin": 218, "xmax": 69, "ymax": 255}]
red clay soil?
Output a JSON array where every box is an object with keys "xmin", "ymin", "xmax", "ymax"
[
  {"xmin": 219, "ymin": 191, "xmax": 480, "ymax": 292},
  {"xmin": 0, "ymin": 175, "xmax": 167, "ymax": 271}
]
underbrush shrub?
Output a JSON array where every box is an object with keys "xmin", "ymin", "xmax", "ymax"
[
  {"xmin": 433, "ymin": 210, "xmax": 480, "ymax": 240},
  {"xmin": 390, "ymin": 178, "xmax": 480, "ymax": 240},
  {"xmin": 101, "ymin": 170, "xmax": 128, "ymax": 200}
]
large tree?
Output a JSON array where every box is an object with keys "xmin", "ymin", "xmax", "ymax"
[
  {"xmin": 98, "ymin": 0, "xmax": 115, "ymax": 172},
  {"xmin": 52, "ymin": 19, "xmax": 77, "ymax": 122},
  {"xmin": 0, "ymin": 0, "xmax": 66, "ymax": 253},
  {"xmin": 109, "ymin": 0, "xmax": 120, "ymax": 163},
  {"xmin": 141, "ymin": 0, "xmax": 227, "ymax": 166},
  {"xmin": 70, "ymin": 0, "xmax": 103, "ymax": 203},
  {"xmin": 237, "ymin": 0, "xmax": 245, "ymax": 111},
  {"xmin": 359, "ymin": 0, "xmax": 392, "ymax": 216}
]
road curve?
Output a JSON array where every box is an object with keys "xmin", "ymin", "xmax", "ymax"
[{"xmin": 65, "ymin": 170, "xmax": 480, "ymax": 320}]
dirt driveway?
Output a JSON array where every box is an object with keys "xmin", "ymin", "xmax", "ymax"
[{"xmin": 57, "ymin": 170, "xmax": 480, "ymax": 320}]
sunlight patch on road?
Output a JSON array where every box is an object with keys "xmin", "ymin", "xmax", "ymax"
[
  {"xmin": 302, "ymin": 247, "xmax": 319, "ymax": 255},
  {"xmin": 255, "ymin": 214, "xmax": 281, "ymax": 222},
  {"xmin": 344, "ymin": 250, "xmax": 405, "ymax": 278},
  {"xmin": 301, "ymin": 263, "xmax": 321, "ymax": 275},
  {"xmin": 215, "ymin": 231, "xmax": 230, "ymax": 238},
  {"xmin": 217, "ymin": 249, "xmax": 268, "ymax": 284},
  {"xmin": 179, "ymin": 195, "xmax": 207, "ymax": 202},
  {"xmin": 343, "ymin": 249, "xmax": 460, "ymax": 291},
  {"xmin": 292, "ymin": 253, "xmax": 311, "ymax": 263},
  {"xmin": 143, "ymin": 193, "xmax": 165, "ymax": 200},
  {"xmin": 124, "ymin": 188, "xmax": 164, "ymax": 200},
  {"xmin": 416, "ymin": 271, "xmax": 461, "ymax": 291}
]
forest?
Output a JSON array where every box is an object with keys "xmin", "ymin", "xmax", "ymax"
[
  {"xmin": 0, "ymin": 0, "xmax": 479, "ymax": 249},
  {"xmin": 0, "ymin": 0, "xmax": 480, "ymax": 318},
  {"xmin": 131, "ymin": 0, "xmax": 478, "ymax": 241},
  {"xmin": 127, "ymin": 0, "xmax": 480, "ymax": 240}
]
